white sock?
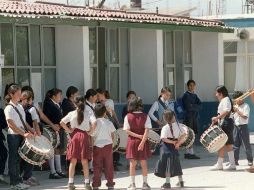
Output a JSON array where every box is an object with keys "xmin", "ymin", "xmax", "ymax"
[
  {"xmin": 49, "ymin": 158, "xmax": 56, "ymax": 174},
  {"xmin": 228, "ymin": 151, "xmax": 235, "ymax": 165},
  {"xmin": 130, "ymin": 176, "xmax": 135, "ymax": 184},
  {"xmin": 178, "ymin": 175, "xmax": 183, "ymax": 182},
  {"xmin": 217, "ymin": 157, "xmax": 224, "ymax": 165},
  {"xmin": 143, "ymin": 176, "xmax": 147, "ymax": 183},
  {"xmin": 68, "ymin": 178, "xmax": 74, "ymax": 183},
  {"xmin": 54, "ymin": 155, "xmax": 62, "ymax": 173},
  {"xmin": 84, "ymin": 178, "xmax": 90, "ymax": 184}
]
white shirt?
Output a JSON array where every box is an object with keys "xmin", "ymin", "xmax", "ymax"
[
  {"xmin": 61, "ymin": 110, "xmax": 96, "ymax": 132},
  {"xmin": 4, "ymin": 101, "xmax": 26, "ymax": 135},
  {"xmin": 85, "ymin": 100, "xmax": 95, "ymax": 113},
  {"xmin": 218, "ymin": 97, "xmax": 232, "ymax": 117},
  {"xmin": 29, "ymin": 107, "xmax": 40, "ymax": 123},
  {"xmin": 93, "ymin": 118, "xmax": 116, "ymax": 147},
  {"xmin": 105, "ymin": 99, "xmax": 114, "ymax": 111},
  {"xmin": 234, "ymin": 103, "xmax": 250, "ymax": 126},
  {"xmin": 161, "ymin": 123, "xmax": 185, "ymax": 139},
  {"xmin": 123, "ymin": 112, "xmax": 152, "ymax": 130}
]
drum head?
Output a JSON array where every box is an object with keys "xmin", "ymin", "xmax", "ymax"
[
  {"xmin": 27, "ymin": 136, "xmax": 53, "ymax": 155},
  {"xmin": 116, "ymin": 128, "xmax": 128, "ymax": 154}
]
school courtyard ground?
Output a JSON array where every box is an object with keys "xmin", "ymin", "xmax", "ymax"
[{"xmin": 1, "ymin": 142, "xmax": 254, "ymax": 190}]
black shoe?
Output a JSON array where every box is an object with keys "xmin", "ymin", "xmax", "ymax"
[
  {"xmin": 49, "ymin": 173, "xmax": 62, "ymax": 179},
  {"xmin": 56, "ymin": 171, "xmax": 67, "ymax": 178},
  {"xmin": 248, "ymin": 161, "xmax": 253, "ymax": 166},
  {"xmin": 235, "ymin": 160, "xmax": 239, "ymax": 166},
  {"xmin": 176, "ymin": 181, "xmax": 184, "ymax": 187},
  {"xmin": 184, "ymin": 153, "xmax": 191, "ymax": 159},
  {"xmin": 89, "ymin": 169, "xmax": 93, "ymax": 174},
  {"xmin": 161, "ymin": 183, "xmax": 171, "ymax": 189},
  {"xmin": 189, "ymin": 154, "xmax": 200, "ymax": 159}
]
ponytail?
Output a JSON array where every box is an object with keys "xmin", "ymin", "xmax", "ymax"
[
  {"xmin": 76, "ymin": 96, "xmax": 85, "ymax": 125},
  {"xmin": 4, "ymin": 83, "xmax": 21, "ymax": 104}
]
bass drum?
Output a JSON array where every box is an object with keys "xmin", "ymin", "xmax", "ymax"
[
  {"xmin": 43, "ymin": 126, "xmax": 60, "ymax": 149},
  {"xmin": 179, "ymin": 124, "xmax": 195, "ymax": 149}
]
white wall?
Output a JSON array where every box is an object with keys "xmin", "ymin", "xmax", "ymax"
[
  {"xmin": 130, "ymin": 29, "xmax": 162, "ymax": 104},
  {"xmin": 192, "ymin": 32, "xmax": 223, "ymax": 101},
  {"xmin": 55, "ymin": 26, "xmax": 90, "ymax": 96}
]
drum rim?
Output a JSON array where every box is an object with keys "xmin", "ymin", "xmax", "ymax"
[
  {"xmin": 18, "ymin": 149, "xmax": 46, "ymax": 166},
  {"xmin": 43, "ymin": 127, "xmax": 60, "ymax": 148},
  {"xmin": 24, "ymin": 136, "xmax": 53, "ymax": 156}
]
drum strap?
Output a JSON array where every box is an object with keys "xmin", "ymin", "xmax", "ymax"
[
  {"xmin": 85, "ymin": 102, "xmax": 94, "ymax": 111},
  {"xmin": 7, "ymin": 104, "xmax": 29, "ymax": 132}
]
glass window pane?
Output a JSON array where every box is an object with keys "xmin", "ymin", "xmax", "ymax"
[
  {"xmin": 1, "ymin": 24, "xmax": 14, "ymax": 66},
  {"xmin": 165, "ymin": 32, "xmax": 174, "ymax": 65},
  {"xmin": 89, "ymin": 27, "xmax": 97, "ymax": 65},
  {"xmin": 30, "ymin": 25, "xmax": 41, "ymax": 66},
  {"xmin": 184, "ymin": 32, "xmax": 191, "ymax": 64},
  {"xmin": 31, "ymin": 69, "xmax": 42, "ymax": 104},
  {"xmin": 1, "ymin": 68, "xmax": 14, "ymax": 96},
  {"xmin": 248, "ymin": 41, "xmax": 254, "ymax": 53},
  {"xmin": 17, "ymin": 69, "xmax": 30, "ymax": 86},
  {"xmin": 109, "ymin": 67, "xmax": 119, "ymax": 101},
  {"xmin": 224, "ymin": 56, "xmax": 236, "ymax": 92},
  {"xmin": 224, "ymin": 41, "xmax": 245, "ymax": 54},
  {"xmin": 90, "ymin": 67, "xmax": 97, "ymax": 89},
  {"xmin": 44, "ymin": 69, "xmax": 56, "ymax": 92},
  {"xmin": 164, "ymin": 67, "xmax": 175, "ymax": 99},
  {"xmin": 16, "ymin": 26, "xmax": 29, "ymax": 66},
  {"xmin": 43, "ymin": 27, "xmax": 56, "ymax": 66},
  {"xmin": 109, "ymin": 29, "xmax": 119, "ymax": 64}
]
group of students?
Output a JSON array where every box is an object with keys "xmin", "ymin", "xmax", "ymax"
[{"xmin": 1, "ymin": 79, "xmax": 254, "ymax": 190}]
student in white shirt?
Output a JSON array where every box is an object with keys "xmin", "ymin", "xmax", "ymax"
[
  {"xmin": 211, "ymin": 85, "xmax": 236, "ymax": 171},
  {"xmin": 92, "ymin": 103, "xmax": 115, "ymax": 190},
  {"xmin": 84, "ymin": 89, "xmax": 97, "ymax": 113},
  {"xmin": 4, "ymin": 84, "xmax": 34, "ymax": 190},
  {"xmin": 232, "ymin": 91, "xmax": 253, "ymax": 167},
  {"xmin": 61, "ymin": 96, "xmax": 96, "ymax": 190}
]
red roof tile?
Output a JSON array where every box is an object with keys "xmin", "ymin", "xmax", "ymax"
[{"xmin": 0, "ymin": 0, "xmax": 227, "ymax": 28}]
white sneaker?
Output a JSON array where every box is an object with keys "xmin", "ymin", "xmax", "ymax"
[
  {"xmin": 19, "ymin": 183, "xmax": 30, "ymax": 189},
  {"xmin": 10, "ymin": 183, "xmax": 29, "ymax": 190},
  {"xmin": 210, "ymin": 163, "xmax": 223, "ymax": 171},
  {"xmin": 127, "ymin": 183, "xmax": 136, "ymax": 190},
  {"xmin": 224, "ymin": 164, "xmax": 236, "ymax": 171}
]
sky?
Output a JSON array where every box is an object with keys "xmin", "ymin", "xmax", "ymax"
[{"xmin": 33, "ymin": 0, "xmax": 245, "ymax": 16}]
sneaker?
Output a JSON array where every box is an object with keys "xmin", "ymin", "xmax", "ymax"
[
  {"xmin": 10, "ymin": 184, "xmax": 27, "ymax": 190},
  {"xmin": 224, "ymin": 164, "xmax": 236, "ymax": 171},
  {"xmin": 210, "ymin": 163, "xmax": 223, "ymax": 171},
  {"xmin": 248, "ymin": 161, "xmax": 253, "ymax": 166},
  {"xmin": 84, "ymin": 183, "xmax": 92, "ymax": 190},
  {"xmin": 142, "ymin": 182, "xmax": 151, "ymax": 190},
  {"xmin": 56, "ymin": 171, "xmax": 67, "ymax": 178},
  {"xmin": 68, "ymin": 183, "xmax": 76, "ymax": 190},
  {"xmin": 23, "ymin": 179, "xmax": 37, "ymax": 187},
  {"xmin": 161, "ymin": 183, "xmax": 171, "ymax": 189},
  {"xmin": 127, "ymin": 183, "xmax": 136, "ymax": 190},
  {"xmin": 176, "ymin": 181, "xmax": 184, "ymax": 187},
  {"xmin": 49, "ymin": 173, "xmax": 62, "ymax": 179},
  {"xmin": 29, "ymin": 177, "xmax": 40, "ymax": 185},
  {"xmin": 0, "ymin": 174, "xmax": 8, "ymax": 185}
]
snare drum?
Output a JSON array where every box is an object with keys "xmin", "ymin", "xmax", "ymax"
[
  {"xmin": 148, "ymin": 130, "xmax": 160, "ymax": 153},
  {"xmin": 180, "ymin": 124, "xmax": 195, "ymax": 149},
  {"xmin": 18, "ymin": 135, "xmax": 53, "ymax": 166},
  {"xmin": 43, "ymin": 126, "xmax": 60, "ymax": 149},
  {"xmin": 113, "ymin": 131, "xmax": 120, "ymax": 152},
  {"xmin": 116, "ymin": 128, "xmax": 128, "ymax": 154},
  {"xmin": 200, "ymin": 125, "xmax": 228, "ymax": 153}
]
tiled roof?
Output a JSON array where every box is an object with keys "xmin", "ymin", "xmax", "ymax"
[{"xmin": 0, "ymin": 1, "xmax": 227, "ymax": 28}]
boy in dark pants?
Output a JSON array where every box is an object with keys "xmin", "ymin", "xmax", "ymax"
[
  {"xmin": 182, "ymin": 80, "xmax": 201, "ymax": 159},
  {"xmin": 233, "ymin": 91, "xmax": 253, "ymax": 166},
  {"xmin": 0, "ymin": 107, "xmax": 8, "ymax": 184}
]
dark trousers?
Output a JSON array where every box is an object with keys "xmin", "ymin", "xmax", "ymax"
[
  {"xmin": 233, "ymin": 124, "xmax": 253, "ymax": 162},
  {"xmin": 0, "ymin": 139, "xmax": 7, "ymax": 175},
  {"xmin": 113, "ymin": 152, "xmax": 120, "ymax": 164},
  {"xmin": 20, "ymin": 160, "xmax": 33, "ymax": 180},
  {"xmin": 92, "ymin": 144, "xmax": 114, "ymax": 188},
  {"xmin": 184, "ymin": 113, "xmax": 199, "ymax": 134},
  {"xmin": 7, "ymin": 134, "xmax": 23, "ymax": 186}
]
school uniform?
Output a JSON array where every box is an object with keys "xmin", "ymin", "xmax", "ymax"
[
  {"xmin": 148, "ymin": 97, "xmax": 175, "ymax": 127},
  {"xmin": 218, "ymin": 97, "xmax": 234, "ymax": 145},
  {"xmin": 233, "ymin": 103, "xmax": 253, "ymax": 163},
  {"xmin": 85, "ymin": 100, "xmax": 95, "ymax": 113},
  {"xmin": 4, "ymin": 101, "xmax": 27, "ymax": 186},
  {"xmin": 61, "ymin": 98, "xmax": 76, "ymax": 117},
  {"xmin": 0, "ymin": 108, "xmax": 7, "ymax": 177},
  {"xmin": 154, "ymin": 123, "xmax": 184, "ymax": 178},
  {"xmin": 124, "ymin": 112, "xmax": 152, "ymax": 160},
  {"xmin": 182, "ymin": 91, "xmax": 201, "ymax": 134},
  {"xmin": 61, "ymin": 110, "xmax": 96, "ymax": 161},
  {"xmin": 92, "ymin": 118, "xmax": 116, "ymax": 188},
  {"xmin": 43, "ymin": 99, "xmax": 64, "ymax": 150}
]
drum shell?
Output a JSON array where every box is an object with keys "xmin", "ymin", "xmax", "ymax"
[{"xmin": 43, "ymin": 126, "xmax": 60, "ymax": 149}]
